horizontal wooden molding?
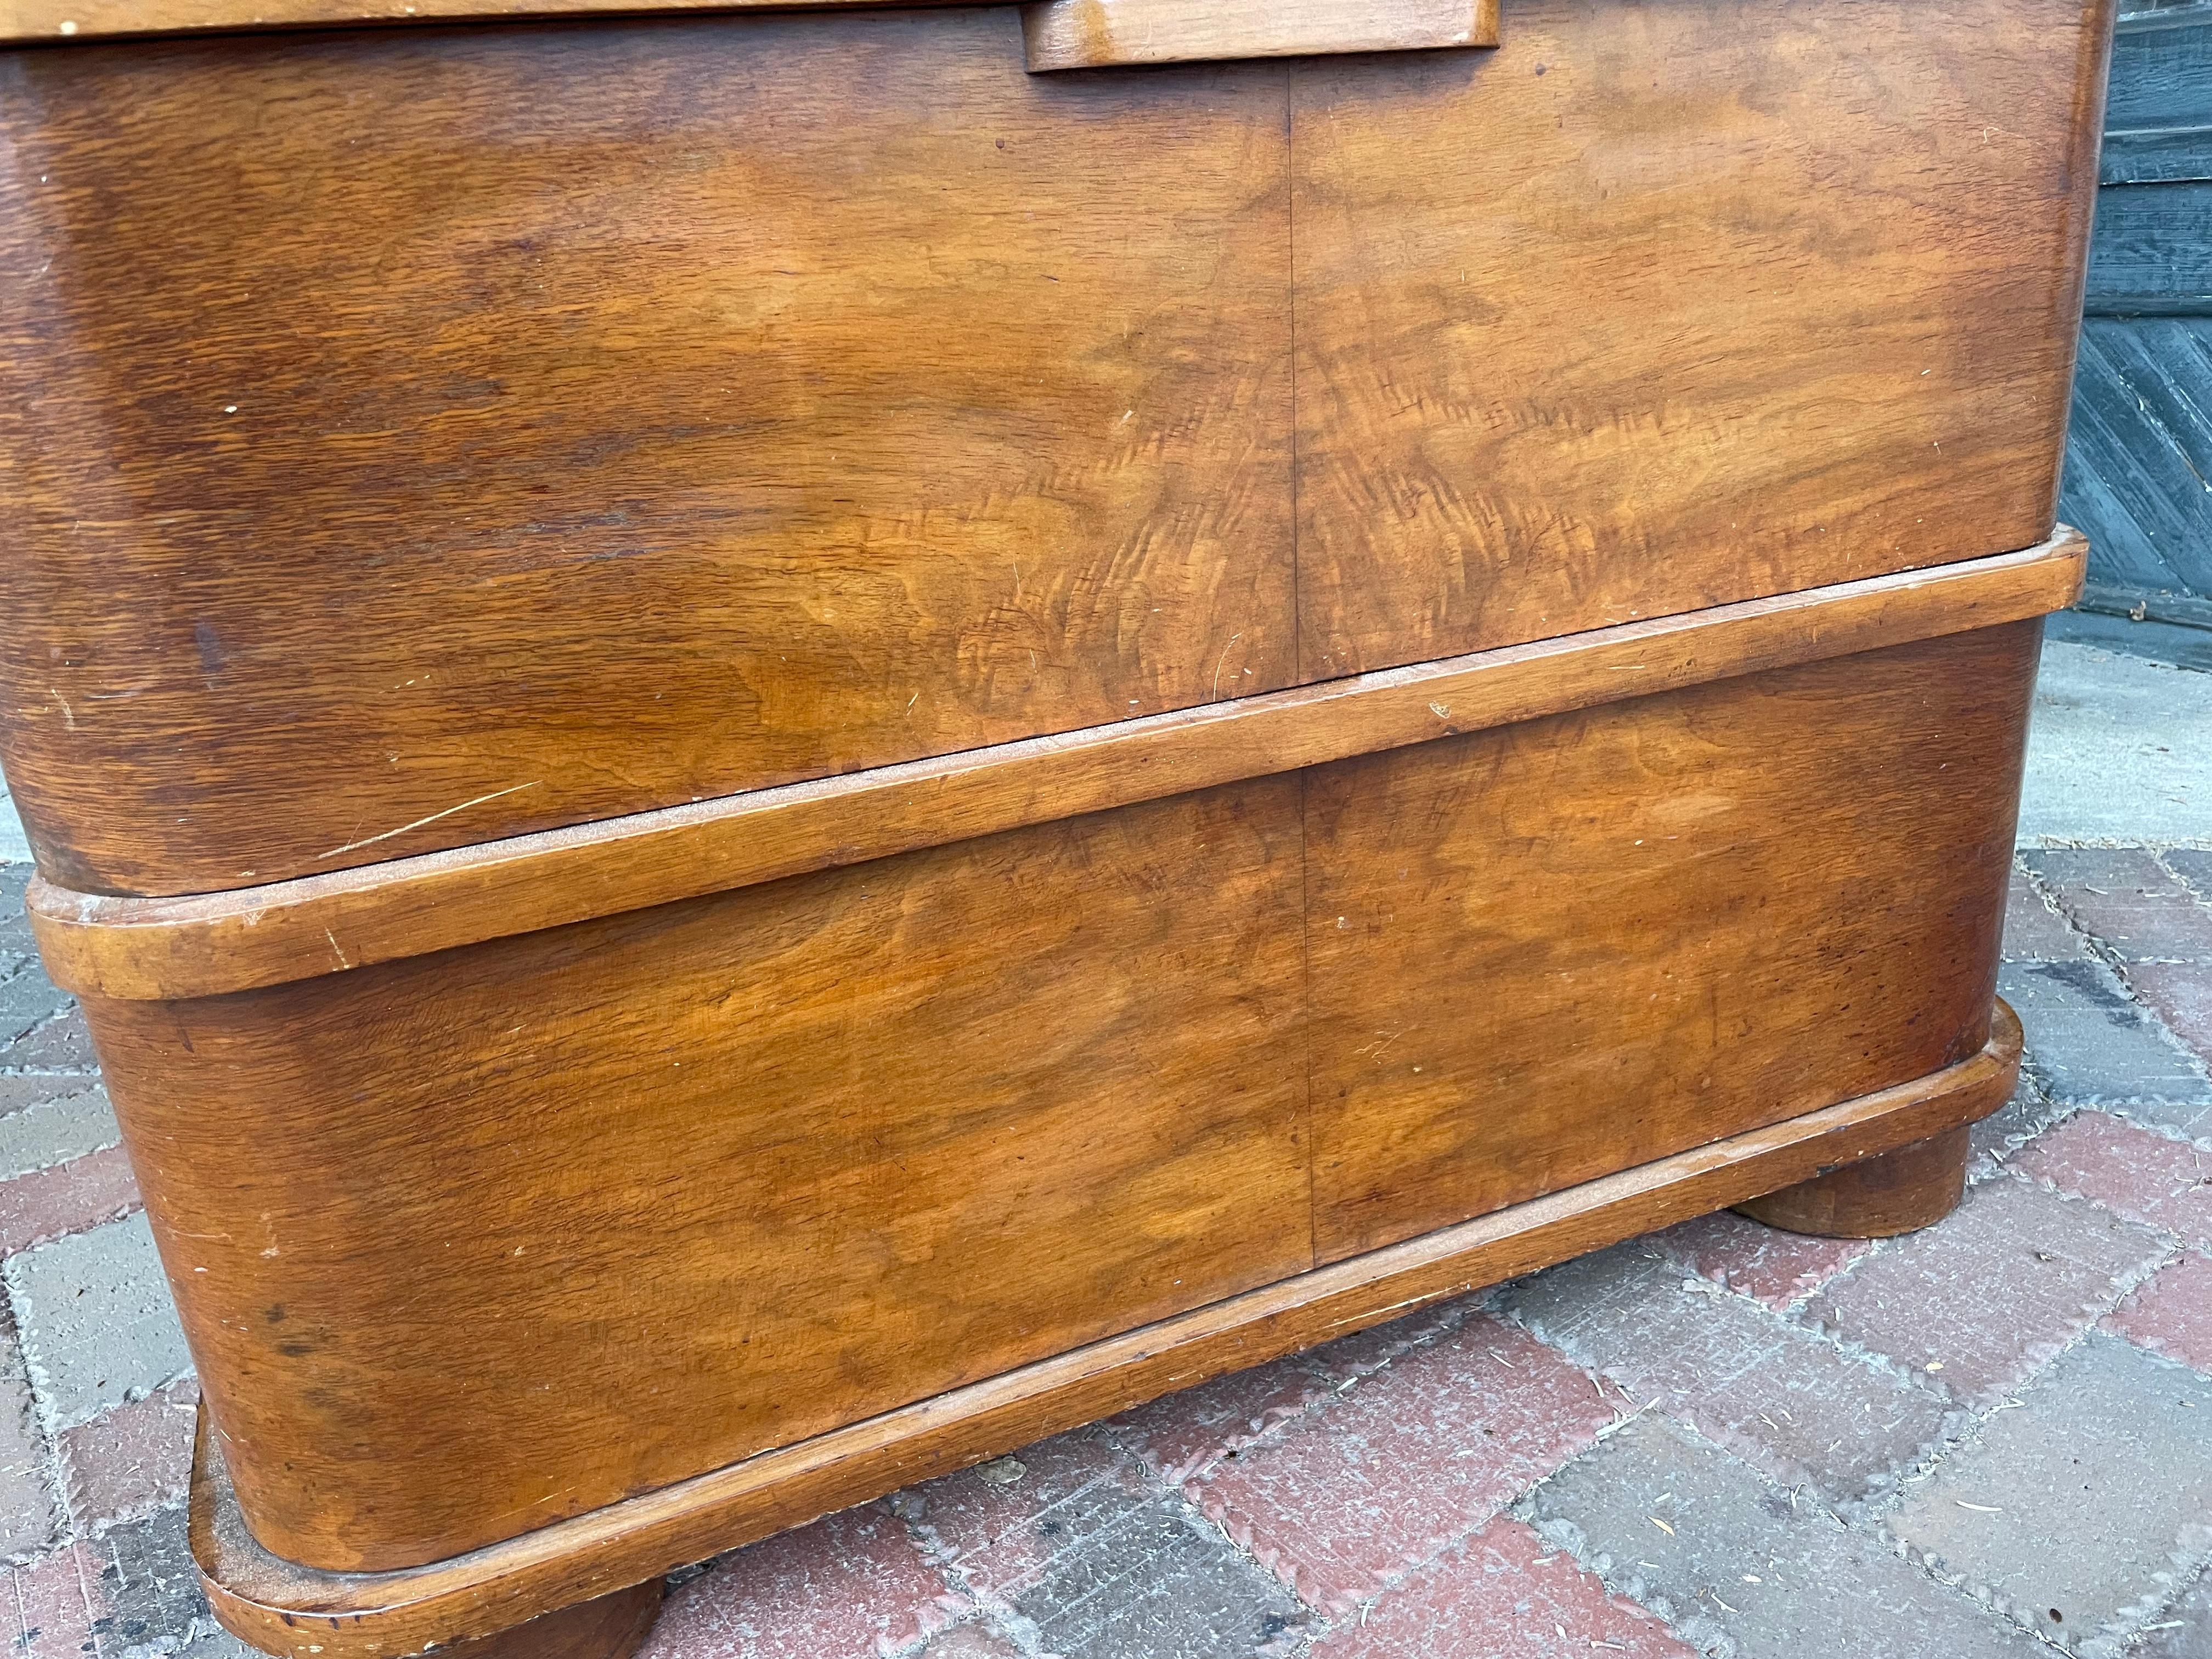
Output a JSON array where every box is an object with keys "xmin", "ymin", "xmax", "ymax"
[
  {"xmin": 27, "ymin": 531, "xmax": 2086, "ymax": 1003},
  {"xmin": 0, "ymin": 0, "xmax": 967, "ymax": 46},
  {"xmin": 1020, "ymin": 0, "xmax": 1499, "ymax": 71},
  {"xmin": 193, "ymin": 1000, "xmax": 2022, "ymax": 1658}
]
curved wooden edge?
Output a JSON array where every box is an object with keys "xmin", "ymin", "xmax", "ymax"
[
  {"xmin": 1020, "ymin": 0, "xmax": 1499, "ymax": 72},
  {"xmin": 32, "ymin": 533, "xmax": 2085, "ymax": 1003},
  {"xmin": 0, "ymin": 0, "xmax": 972, "ymax": 48},
  {"xmin": 192, "ymin": 1001, "xmax": 2022, "ymax": 1657}
]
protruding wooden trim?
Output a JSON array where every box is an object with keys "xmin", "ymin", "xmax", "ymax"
[
  {"xmin": 27, "ymin": 532, "xmax": 2085, "ymax": 1003},
  {"xmin": 191, "ymin": 1001, "xmax": 2021, "ymax": 1658},
  {"xmin": 0, "ymin": 1, "xmax": 967, "ymax": 47},
  {"xmin": 1020, "ymin": 0, "xmax": 1499, "ymax": 71}
]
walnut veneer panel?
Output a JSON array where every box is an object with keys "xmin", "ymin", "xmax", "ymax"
[
  {"xmin": 0, "ymin": 10, "xmax": 1294, "ymax": 895},
  {"xmin": 0, "ymin": 0, "xmax": 964, "ymax": 42},
  {"xmin": 1306, "ymin": 622, "xmax": 2039, "ymax": 1259},
  {"xmin": 89, "ymin": 778, "xmax": 1311, "ymax": 1572},
  {"xmin": 1293, "ymin": 0, "xmax": 2113, "ymax": 676}
]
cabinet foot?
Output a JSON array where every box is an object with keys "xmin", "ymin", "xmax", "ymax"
[
  {"xmin": 432, "ymin": 1581, "xmax": 663, "ymax": 1659},
  {"xmin": 1734, "ymin": 1124, "xmax": 1971, "ymax": 1239}
]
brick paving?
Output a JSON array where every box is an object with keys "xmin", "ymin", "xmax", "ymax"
[{"xmin": 1, "ymin": 851, "xmax": 2210, "ymax": 1657}]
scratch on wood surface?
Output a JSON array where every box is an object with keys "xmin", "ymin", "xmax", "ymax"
[
  {"xmin": 316, "ymin": 781, "xmax": 544, "ymax": 859},
  {"xmin": 1212, "ymin": 633, "xmax": 1244, "ymax": 701}
]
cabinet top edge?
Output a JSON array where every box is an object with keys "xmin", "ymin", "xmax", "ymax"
[{"xmin": 0, "ymin": 0, "xmax": 973, "ymax": 48}]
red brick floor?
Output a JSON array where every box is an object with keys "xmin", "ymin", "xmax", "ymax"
[{"xmin": 3, "ymin": 854, "xmax": 2211, "ymax": 1658}]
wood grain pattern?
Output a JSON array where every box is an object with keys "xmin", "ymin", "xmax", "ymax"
[
  {"xmin": 1735, "ymin": 1125, "xmax": 1972, "ymax": 1238},
  {"xmin": 0, "ymin": 10, "xmax": 1294, "ymax": 896},
  {"xmin": 438, "ymin": 1582, "xmax": 662, "ymax": 1659},
  {"xmin": 1021, "ymin": 0, "xmax": 1497, "ymax": 71},
  {"xmin": 26, "ymin": 532, "xmax": 2087, "ymax": 1003},
  {"xmin": 0, "ymin": 0, "xmax": 2115, "ymax": 899},
  {"xmin": 189, "ymin": 1005, "xmax": 2022, "ymax": 1659},
  {"xmin": 1290, "ymin": 0, "xmax": 2113, "ymax": 678},
  {"xmin": 0, "ymin": 0, "xmax": 967, "ymax": 44},
  {"xmin": 93, "ymin": 778, "xmax": 1311, "ymax": 1572},
  {"xmin": 1304, "ymin": 622, "xmax": 2039, "ymax": 1260}
]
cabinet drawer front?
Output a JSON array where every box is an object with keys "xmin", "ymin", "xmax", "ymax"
[
  {"xmin": 89, "ymin": 777, "xmax": 1311, "ymax": 1572},
  {"xmin": 0, "ymin": 9, "xmax": 1294, "ymax": 895},
  {"xmin": 1294, "ymin": 0, "xmax": 2111, "ymax": 677},
  {"xmin": 1305, "ymin": 622, "xmax": 2038, "ymax": 1260}
]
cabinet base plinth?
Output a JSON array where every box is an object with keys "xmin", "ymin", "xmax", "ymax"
[{"xmin": 435, "ymin": 1582, "xmax": 663, "ymax": 1659}]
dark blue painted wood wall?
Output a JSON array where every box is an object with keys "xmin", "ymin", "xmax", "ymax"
[{"xmin": 2061, "ymin": 0, "xmax": 2212, "ymax": 621}]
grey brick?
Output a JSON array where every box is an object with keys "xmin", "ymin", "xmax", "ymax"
[
  {"xmin": 7, "ymin": 1212, "xmax": 190, "ymax": 1431},
  {"xmin": 2004, "ymin": 868, "xmax": 2086, "ymax": 963},
  {"xmin": 1010, "ymin": 1496, "xmax": 1305, "ymax": 1659},
  {"xmin": 2169, "ymin": 851, "xmax": 2212, "ymax": 907},
  {"xmin": 1888, "ymin": 1334, "xmax": 2212, "ymax": 1657},
  {"xmin": 909, "ymin": 1431, "xmax": 1305, "ymax": 1659},
  {"xmin": 0, "ymin": 961, "xmax": 71, "ymax": 1050},
  {"xmin": 1967, "ymin": 1075, "xmax": 2072, "ymax": 1183},
  {"xmin": 88, "ymin": 1504, "xmax": 258, "ymax": 1657},
  {"xmin": 0, "ymin": 1070, "xmax": 105, "ymax": 1119},
  {"xmin": 2025, "ymin": 849, "xmax": 2212, "ymax": 965},
  {"xmin": 0, "ymin": 1006, "xmax": 95, "ymax": 1074},
  {"xmin": 0, "ymin": 1085, "xmax": 118, "ymax": 1178},
  {"xmin": 907, "ymin": 1433, "xmax": 1300, "ymax": 1659},
  {"xmin": 1997, "ymin": 960, "xmax": 2212, "ymax": 1136},
  {"xmin": 0, "ymin": 866, "xmax": 32, "ymax": 972},
  {"xmin": 1521, "ymin": 1414, "xmax": 2047, "ymax": 1659},
  {"xmin": 0, "ymin": 1307, "xmax": 58, "ymax": 1562},
  {"xmin": 1502, "ymin": 1242, "xmax": 1959, "ymax": 1514},
  {"xmin": 1802, "ymin": 1176, "xmax": 2168, "ymax": 1408}
]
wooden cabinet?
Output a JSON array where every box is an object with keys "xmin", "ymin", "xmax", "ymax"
[
  {"xmin": 0, "ymin": 3, "xmax": 2111, "ymax": 1655},
  {"xmin": 0, "ymin": 0, "xmax": 2102, "ymax": 896}
]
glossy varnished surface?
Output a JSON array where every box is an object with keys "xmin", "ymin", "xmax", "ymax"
[
  {"xmin": 94, "ymin": 780, "xmax": 1311, "ymax": 1571},
  {"xmin": 190, "ymin": 1009, "xmax": 2023, "ymax": 1658},
  {"xmin": 1292, "ymin": 0, "xmax": 2112, "ymax": 676},
  {"xmin": 1304, "ymin": 622, "xmax": 2038, "ymax": 1259},
  {"xmin": 0, "ymin": 10, "xmax": 1295, "ymax": 894},
  {"xmin": 0, "ymin": 4, "xmax": 2103, "ymax": 1651},
  {"xmin": 0, "ymin": 0, "xmax": 2113, "ymax": 896},
  {"xmin": 87, "ymin": 620, "xmax": 2038, "ymax": 1579},
  {"xmin": 26, "ymin": 534, "xmax": 2086, "ymax": 1002}
]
